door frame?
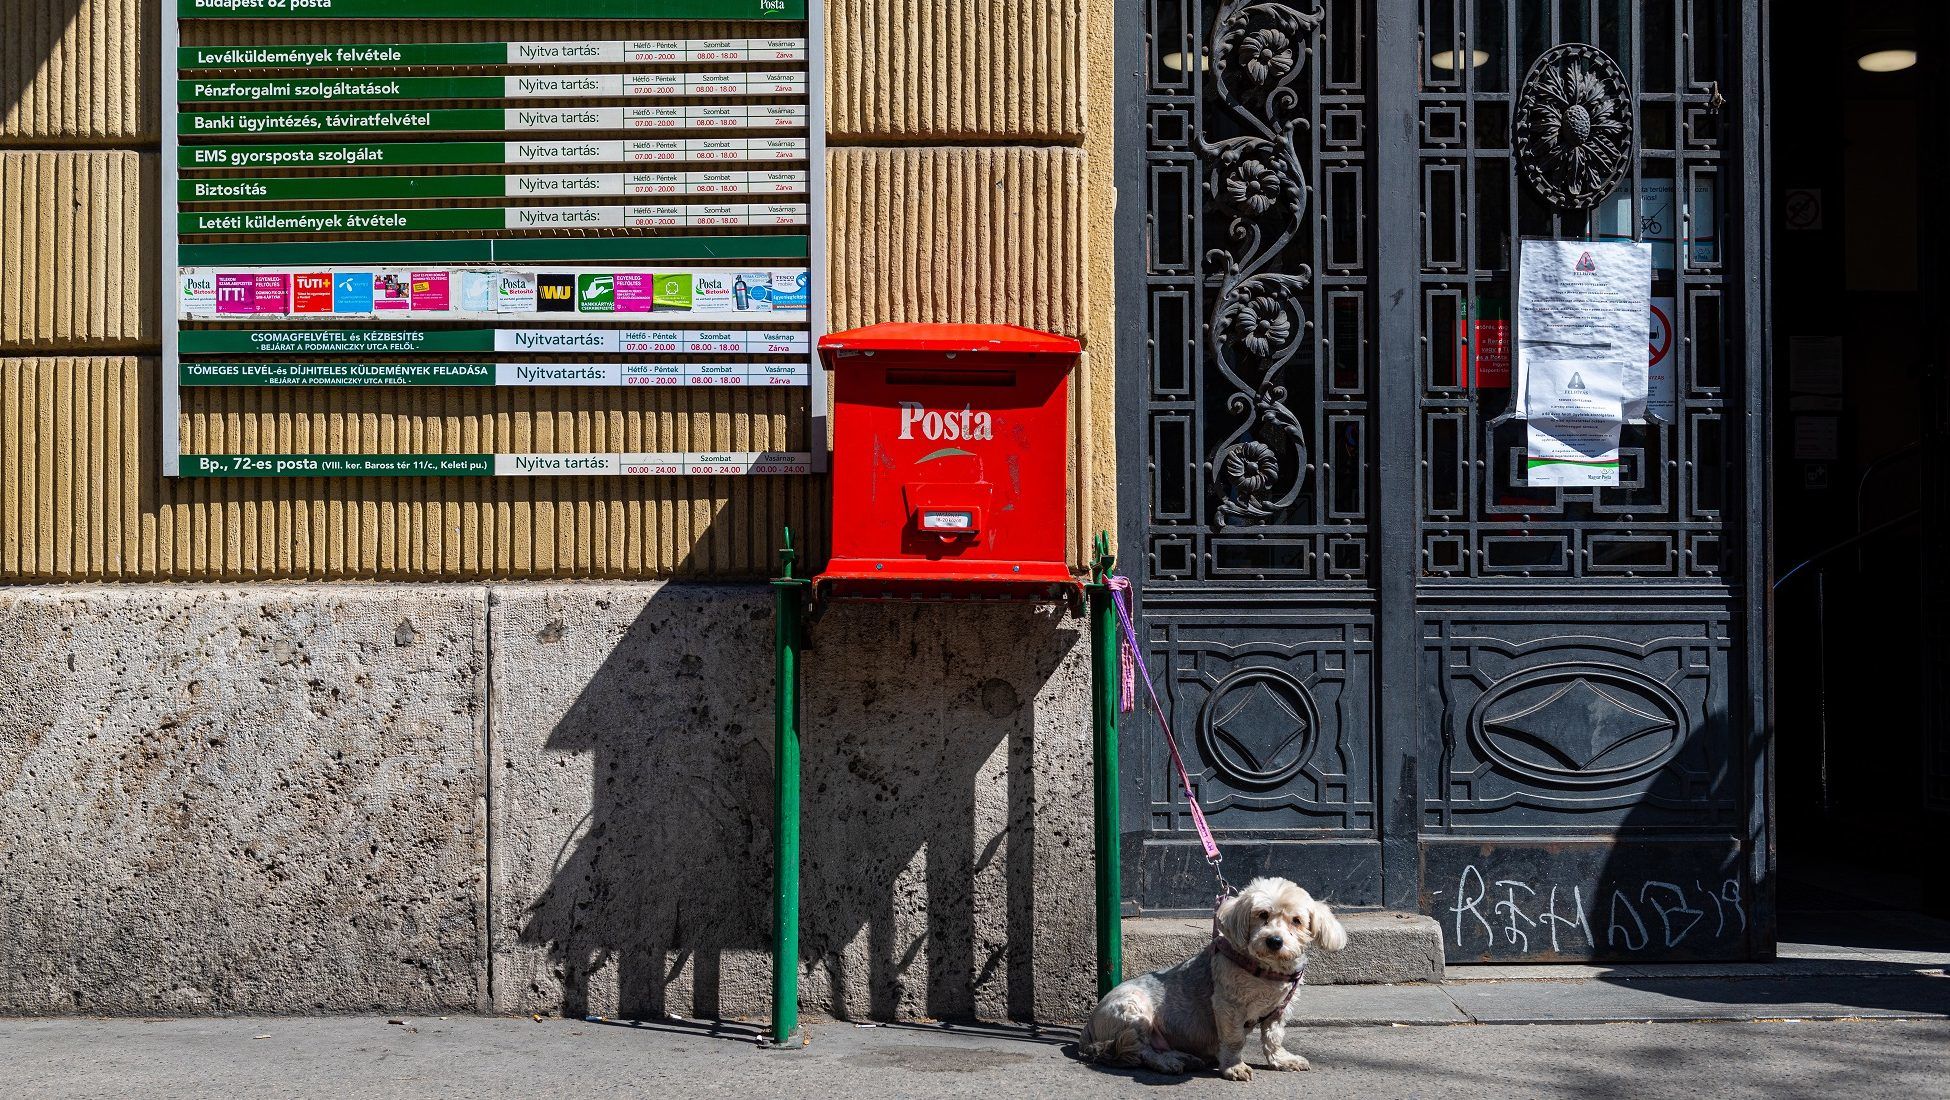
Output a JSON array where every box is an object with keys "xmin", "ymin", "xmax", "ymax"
[{"xmin": 1111, "ymin": 0, "xmax": 1774, "ymax": 954}]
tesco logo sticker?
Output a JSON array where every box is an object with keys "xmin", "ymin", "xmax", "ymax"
[{"xmin": 899, "ymin": 402, "xmax": 993, "ymax": 442}]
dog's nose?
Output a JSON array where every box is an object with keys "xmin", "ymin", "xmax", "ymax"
[{"xmin": 1264, "ymin": 935, "xmax": 1283, "ymax": 950}]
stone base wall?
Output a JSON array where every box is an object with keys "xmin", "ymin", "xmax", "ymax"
[{"xmin": 0, "ymin": 583, "xmax": 1093, "ymax": 1023}]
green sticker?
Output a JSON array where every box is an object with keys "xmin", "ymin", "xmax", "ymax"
[
  {"xmin": 576, "ymin": 274, "xmax": 615, "ymax": 313},
  {"xmin": 654, "ymin": 274, "xmax": 694, "ymax": 310}
]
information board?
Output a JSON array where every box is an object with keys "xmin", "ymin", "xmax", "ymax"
[{"xmin": 164, "ymin": 0, "xmax": 825, "ymax": 477}]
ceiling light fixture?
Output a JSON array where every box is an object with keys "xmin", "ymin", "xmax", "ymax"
[
  {"xmin": 1432, "ymin": 48, "xmax": 1491, "ymax": 70},
  {"xmin": 1856, "ymin": 48, "xmax": 1917, "ymax": 73}
]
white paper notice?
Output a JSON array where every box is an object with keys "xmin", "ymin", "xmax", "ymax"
[
  {"xmin": 1516, "ymin": 240, "xmax": 1653, "ymax": 486},
  {"xmin": 1525, "ymin": 358, "xmax": 1626, "ymax": 484}
]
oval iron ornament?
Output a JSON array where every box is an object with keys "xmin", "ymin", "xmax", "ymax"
[
  {"xmin": 1467, "ymin": 663, "xmax": 1686, "ymax": 788},
  {"xmin": 1514, "ymin": 43, "xmax": 1634, "ymax": 210}
]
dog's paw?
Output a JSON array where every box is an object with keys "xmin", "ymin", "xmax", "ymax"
[
  {"xmin": 1150, "ymin": 1052, "xmax": 1190, "ymax": 1075},
  {"xmin": 1219, "ymin": 1062, "xmax": 1254, "ymax": 1083},
  {"xmin": 1269, "ymin": 1050, "xmax": 1312, "ymax": 1072}
]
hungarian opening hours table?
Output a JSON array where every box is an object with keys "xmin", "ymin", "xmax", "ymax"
[{"xmin": 164, "ymin": 0, "xmax": 824, "ymax": 478}]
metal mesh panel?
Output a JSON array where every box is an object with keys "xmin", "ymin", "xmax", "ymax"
[{"xmin": 1415, "ymin": 0, "xmax": 1733, "ymax": 580}]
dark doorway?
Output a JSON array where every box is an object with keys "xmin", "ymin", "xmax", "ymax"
[{"xmin": 1769, "ymin": 0, "xmax": 1950, "ymax": 946}]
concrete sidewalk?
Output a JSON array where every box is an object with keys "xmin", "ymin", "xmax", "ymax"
[{"xmin": 5, "ymin": 1013, "xmax": 1949, "ymax": 1099}]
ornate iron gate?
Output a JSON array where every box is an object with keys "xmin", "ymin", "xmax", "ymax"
[{"xmin": 1114, "ymin": 0, "xmax": 1770, "ymax": 961}]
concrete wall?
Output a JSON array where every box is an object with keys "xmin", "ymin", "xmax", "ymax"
[
  {"xmin": 0, "ymin": 583, "xmax": 1094, "ymax": 1022},
  {"xmin": 0, "ymin": 0, "xmax": 1116, "ymax": 1025}
]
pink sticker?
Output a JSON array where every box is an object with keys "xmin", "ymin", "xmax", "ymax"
[
  {"xmin": 252, "ymin": 273, "xmax": 290, "ymax": 314},
  {"xmin": 613, "ymin": 272, "xmax": 658, "ymax": 313},
  {"xmin": 216, "ymin": 273, "xmax": 255, "ymax": 314},
  {"xmin": 373, "ymin": 272, "xmax": 411, "ymax": 311},
  {"xmin": 409, "ymin": 270, "xmax": 450, "ymax": 312}
]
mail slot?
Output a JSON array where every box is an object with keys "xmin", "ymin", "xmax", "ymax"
[{"xmin": 814, "ymin": 322, "xmax": 1081, "ymax": 599}]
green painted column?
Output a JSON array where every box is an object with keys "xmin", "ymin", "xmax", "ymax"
[
  {"xmin": 770, "ymin": 529, "xmax": 808, "ymax": 1047},
  {"xmin": 1088, "ymin": 533, "xmax": 1123, "ymax": 996}
]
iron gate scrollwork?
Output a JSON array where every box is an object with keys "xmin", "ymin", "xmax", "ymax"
[{"xmin": 1206, "ymin": 1, "xmax": 1320, "ymax": 526}]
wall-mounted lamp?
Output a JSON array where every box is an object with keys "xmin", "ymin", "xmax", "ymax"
[
  {"xmin": 1432, "ymin": 48, "xmax": 1491, "ymax": 71},
  {"xmin": 1856, "ymin": 47, "xmax": 1917, "ymax": 73},
  {"xmin": 1161, "ymin": 50, "xmax": 1211, "ymax": 72}
]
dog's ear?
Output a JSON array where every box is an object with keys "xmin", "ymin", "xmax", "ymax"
[
  {"xmin": 1310, "ymin": 899, "xmax": 1349, "ymax": 952},
  {"xmin": 1216, "ymin": 892, "xmax": 1239, "ymax": 927},
  {"xmin": 1216, "ymin": 892, "xmax": 1250, "ymax": 943}
]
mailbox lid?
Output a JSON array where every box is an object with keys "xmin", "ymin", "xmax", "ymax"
[{"xmin": 818, "ymin": 322, "xmax": 1081, "ymax": 366}]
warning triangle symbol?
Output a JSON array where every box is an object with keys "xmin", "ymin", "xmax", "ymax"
[
  {"xmin": 1576, "ymin": 251, "xmax": 1596, "ymax": 272},
  {"xmin": 1567, "ymin": 372, "xmax": 1587, "ymax": 390}
]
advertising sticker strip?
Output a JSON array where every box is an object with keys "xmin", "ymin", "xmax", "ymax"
[
  {"xmin": 178, "ymin": 268, "xmax": 812, "ymax": 321},
  {"xmin": 166, "ymin": 0, "xmax": 826, "ymax": 476}
]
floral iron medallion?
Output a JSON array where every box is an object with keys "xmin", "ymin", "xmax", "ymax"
[{"xmin": 1513, "ymin": 43, "xmax": 1634, "ymax": 210}]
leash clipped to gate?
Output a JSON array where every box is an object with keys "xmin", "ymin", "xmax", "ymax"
[
  {"xmin": 1107, "ymin": 573, "xmax": 1305, "ymax": 1019},
  {"xmin": 1104, "ymin": 575, "xmax": 1230, "ymax": 900}
]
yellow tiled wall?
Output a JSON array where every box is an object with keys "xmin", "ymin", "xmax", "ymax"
[{"xmin": 0, "ymin": 0, "xmax": 1114, "ymax": 581}]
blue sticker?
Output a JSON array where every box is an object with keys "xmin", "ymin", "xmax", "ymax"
[
  {"xmin": 333, "ymin": 271, "xmax": 374, "ymax": 313},
  {"xmin": 768, "ymin": 270, "xmax": 810, "ymax": 310}
]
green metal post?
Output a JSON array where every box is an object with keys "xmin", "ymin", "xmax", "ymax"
[
  {"xmin": 1087, "ymin": 532, "xmax": 1123, "ymax": 996},
  {"xmin": 770, "ymin": 528, "xmax": 807, "ymax": 1048}
]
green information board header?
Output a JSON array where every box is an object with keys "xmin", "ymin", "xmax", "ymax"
[
  {"xmin": 178, "ymin": 233, "xmax": 807, "ymax": 265},
  {"xmin": 179, "ymin": 0, "xmax": 803, "ymax": 19}
]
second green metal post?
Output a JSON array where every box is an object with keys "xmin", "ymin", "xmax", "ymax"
[
  {"xmin": 770, "ymin": 529, "xmax": 807, "ymax": 1047},
  {"xmin": 1088, "ymin": 533, "xmax": 1123, "ymax": 996}
]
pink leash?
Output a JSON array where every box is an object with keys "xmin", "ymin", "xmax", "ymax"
[{"xmin": 1105, "ymin": 576, "xmax": 1224, "ymax": 875}]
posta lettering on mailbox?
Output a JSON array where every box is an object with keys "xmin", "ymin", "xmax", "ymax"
[{"xmin": 897, "ymin": 402, "xmax": 993, "ymax": 442}]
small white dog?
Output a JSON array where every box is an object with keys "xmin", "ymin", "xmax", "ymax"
[{"xmin": 1080, "ymin": 877, "xmax": 1348, "ymax": 1082}]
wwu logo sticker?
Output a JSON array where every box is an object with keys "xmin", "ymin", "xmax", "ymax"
[{"xmin": 1575, "ymin": 251, "xmax": 1597, "ymax": 273}]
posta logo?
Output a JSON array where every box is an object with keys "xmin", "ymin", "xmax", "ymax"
[{"xmin": 898, "ymin": 402, "xmax": 993, "ymax": 442}]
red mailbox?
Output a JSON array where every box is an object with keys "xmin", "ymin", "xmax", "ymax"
[{"xmin": 814, "ymin": 322, "xmax": 1081, "ymax": 600}]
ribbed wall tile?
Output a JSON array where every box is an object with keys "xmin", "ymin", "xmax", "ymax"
[
  {"xmin": 0, "ymin": 0, "xmax": 156, "ymax": 143},
  {"xmin": 827, "ymin": 0, "xmax": 1085, "ymax": 141},
  {"xmin": 0, "ymin": 358, "xmax": 829, "ymax": 581},
  {"xmin": 0, "ymin": 2, "xmax": 1114, "ymax": 581},
  {"xmin": 3, "ymin": 2, "xmax": 1087, "ymax": 144},
  {"xmin": 828, "ymin": 145, "xmax": 1086, "ymax": 337},
  {"xmin": 0, "ymin": 151, "xmax": 155, "ymax": 351}
]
